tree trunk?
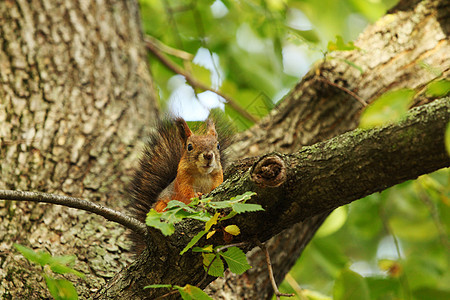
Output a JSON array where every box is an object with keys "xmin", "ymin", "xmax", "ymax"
[{"xmin": 0, "ymin": 0, "xmax": 157, "ymax": 298}]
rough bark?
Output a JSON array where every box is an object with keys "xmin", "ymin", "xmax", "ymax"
[
  {"xmin": 94, "ymin": 98, "xmax": 449, "ymax": 299},
  {"xmin": 0, "ymin": 0, "xmax": 157, "ymax": 298},
  {"xmin": 208, "ymin": 0, "xmax": 450, "ymax": 298}
]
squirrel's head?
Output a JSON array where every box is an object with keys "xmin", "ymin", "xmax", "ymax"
[{"xmin": 177, "ymin": 119, "xmax": 222, "ymax": 175}]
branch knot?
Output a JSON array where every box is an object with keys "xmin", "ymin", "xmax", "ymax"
[{"xmin": 251, "ymin": 155, "xmax": 286, "ymax": 187}]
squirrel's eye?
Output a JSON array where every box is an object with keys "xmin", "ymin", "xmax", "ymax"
[
  {"xmin": 187, "ymin": 143, "xmax": 193, "ymax": 151},
  {"xmin": 217, "ymin": 143, "xmax": 220, "ymax": 150}
]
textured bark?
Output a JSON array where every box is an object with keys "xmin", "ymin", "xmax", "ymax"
[
  {"xmin": 208, "ymin": 0, "xmax": 450, "ymax": 298},
  {"xmin": 95, "ymin": 98, "xmax": 450, "ymax": 299},
  {"xmin": 0, "ymin": 0, "xmax": 157, "ymax": 298}
]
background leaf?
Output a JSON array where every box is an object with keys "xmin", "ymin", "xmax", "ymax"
[
  {"xmin": 359, "ymin": 89, "xmax": 415, "ymax": 128},
  {"xmin": 426, "ymin": 79, "xmax": 450, "ymax": 97},
  {"xmin": 333, "ymin": 269, "xmax": 370, "ymax": 300}
]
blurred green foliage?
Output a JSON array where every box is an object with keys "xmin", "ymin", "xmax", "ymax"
[
  {"xmin": 138, "ymin": 1, "xmax": 450, "ymax": 299},
  {"xmin": 281, "ymin": 169, "xmax": 450, "ymax": 300},
  {"xmin": 139, "ymin": 0, "xmax": 397, "ymax": 127}
]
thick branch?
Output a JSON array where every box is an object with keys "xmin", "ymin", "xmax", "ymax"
[{"xmin": 96, "ymin": 98, "xmax": 449, "ymax": 299}]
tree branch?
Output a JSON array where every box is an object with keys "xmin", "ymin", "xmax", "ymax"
[
  {"xmin": 0, "ymin": 190, "xmax": 147, "ymax": 236},
  {"xmin": 96, "ymin": 98, "xmax": 449, "ymax": 298}
]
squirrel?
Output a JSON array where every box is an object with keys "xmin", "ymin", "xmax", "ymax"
[{"xmin": 128, "ymin": 117, "xmax": 227, "ymax": 253}]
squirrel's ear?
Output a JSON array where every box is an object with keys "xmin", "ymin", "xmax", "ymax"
[
  {"xmin": 176, "ymin": 118, "xmax": 192, "ymax": 140},
  {"xmin": 206, "ymin": 119, "xmax": 218, "ymax": 138}
]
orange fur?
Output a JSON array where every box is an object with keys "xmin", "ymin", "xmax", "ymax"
[{"xmin": 154, "ymin": 120, "xmax": 223, "ymax": 212}]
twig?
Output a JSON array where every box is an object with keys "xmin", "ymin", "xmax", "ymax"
[
  {"xmin": 144, "ymin": 38, "xmax": 259, "ymax": 123},
  {"xmin": 255, "ymin": 239, "xmax": 294, "ymax": 300},
  {"xmin": 317, "ymin": 76, "xmax": 368, "ymax": 107},
  {"xmin": 284, "ymin": 274, "xmax": 307, "ymax": 300},
  {"xmin": 145, "ymin": 36, "xmax": 193, "ymax": 60},
  {"xmin": 0, "ymin": 189, "xmax": 147, "ymax": 236},
  {"xmin": 379, "ymin": 205, "xmax": 412, "ymax": 300},
  {"xmin": 216, "ymin": 241, "xmax": 249, "ymax": 252},
  {"xmin": 197, "ymin": 254, "xmax": 218, "ymax": 287},
  {"xmin": 154, "ymin": 289, "xmax": 179, "ymax": 300}
]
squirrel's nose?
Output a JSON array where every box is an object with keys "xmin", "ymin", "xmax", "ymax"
[{"xmin": 203, "ymin": 152, "xmax": 213, "ymax": 162}]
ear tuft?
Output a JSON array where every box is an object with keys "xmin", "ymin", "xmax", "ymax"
[
  {"xmin": 175, "ymin": 118, "xmax": 192, "ymax": 140},
  {"xmin": 206, "ymin": 119, "xmax": 217, "ymax": 138}
]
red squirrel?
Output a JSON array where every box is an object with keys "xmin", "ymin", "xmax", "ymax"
[{"xmin": 128, "ymin": 117, "xmax": 226, "ymax": 252}]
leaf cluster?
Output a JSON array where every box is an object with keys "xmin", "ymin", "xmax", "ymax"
[{"xmin": 144, "ymin": 192, "xmax": 262, "ymax": 296}]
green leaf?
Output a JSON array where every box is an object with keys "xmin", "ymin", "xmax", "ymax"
[
  {"xmin": 219, "ymin": 247, "xmax": 251, "ymax": 275},
  {"xmin": 165, "ymin": 200, "xmax": 196, "ymax": 213},
  {"xmin": 47, "ymin": 255, "xmax": 85, "ymax": 279},
  {"xmin": 359, "ymin": 89, "xmax": 415, "ymax": 129},
  {"xmin": 208, "ymin": 192, "xmax": 257, "ymax": 210},
  {"xmin": 176, "ymin": 284, "xmax": 213, "ymax": 300},
  {"xmin": 333, "ymin": 269, "xmax": 370, "ymax": 300},
  {"xmin": 49, "ymin": 255, "xmax": 76, "ymax": 267},
  {"xmin": 231, "ymin": 203, "xmax": 264, "ymax": 214},
  {"xmin": 14, "ymin": 244, "xmax": 49, "ymax": 267},
  {"xmin": 231, "ymin": 191, "xmax": 257, "ymax": 202},
  {"xmin": 426, "ymin": 79, "xmax": 450, "ymax": 97},
  {"xmin": 219, "ymin": 210, "xmax": 237, "ymax": 221},
  {"xmin": 202, "ymin": 253, "xmax": 225, "ymax": 277},
  {"xmin": 15, "ymin": 244, "xmax": 85, "ymax": 279},
  {"xmin": 188, "ymin": 211, "xmax": 213, "ymax": 222},
  {"xmin": 180, "ymin": 230, "xmax": 208, "ymax": 255},
  {"xmin": 224, "ymin": 225, "xmax": 240, "ymax": 236},
  {"xmin": 49, "ymin": 263, "xmax": 85, "ymax": 279},
  {"xmin": 199, "ymin": 196, "xmax": 213, "ymax": 204},
  {"xmin": 44, "ymin": 274, "xmax": 78, "ymax": 300},
  {"xmin": 207, "ymin": 200, "xmax": 236, "ymax": 209},
  {"xmin": 206, "ymin": 230, "xmax": 216, "ymax": 239},
  {"xmin": 205, "ymin": 212, "xmax": 220, "ymax": 231},
  {"xmin": 445, "ymin": 122, "xmax": 450, "ymax": 156},
  {"xmin": 327, "ymin": 35, "xmax": 360, "ymax": 52},
  {"xmin": 145, "ymin": 209, "xmax": 175, "ymax": 236},
  {"xmin": 193, "ymin": 245, "xmax": 213, "ymax": 253},
  {"xmin": 144, "ymin": 284, "xmax": 173, "ymax": 289}
]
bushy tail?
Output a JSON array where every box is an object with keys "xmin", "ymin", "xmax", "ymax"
[{"xmin": 128, "ymin": 118, "xmax": 187, "ymax": 253}]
